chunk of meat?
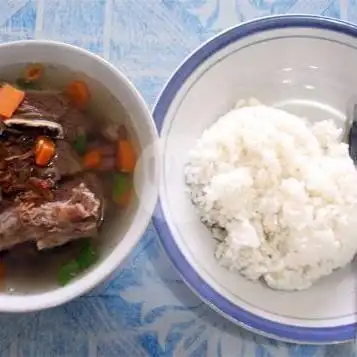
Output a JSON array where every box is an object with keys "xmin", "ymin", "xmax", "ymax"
[
  {"xmin": 0, "ymin": 183, "xmax": 102, "ymax": 251},
  {"xmin": 0, "ymin": 135, "xmax": 85, "ymax": 197},
  {"xmin": 0, "ymin": 136, "xmax": 59, "ymax": 198},
  {"xmin": 56, "ymin": 172, "xmax": 106, "ymax": 220},
  {"xmin": 16, "ymin": 91, "xmax": 68, "ymax": 119},
  {"xmin": 15, "ymin": 189, "xmax": 49, "ymax": 206},
  {"xmin": 36, "ymin": 140, "xmax": 84, "ymax": 181},
  {"xmin": 0, "ymin": 207, "xmax": 24, "ymax": 249},
  {"xmin": 60, "ymin": 107, "xmax": 92, "ymax": 142},
  {"xmin": 0, "ymin": 136, "xmax": 34, "ymax": 195},
  {"xmin": 15, "ymin": 91, "xmax": 93, "ymax": 141},
  {"xmin": 54, "ymin": 141, "xmax": 83, "ymax": 177},
  {"xmin": 23, "ymin": 183, "xmax": 101, "ymax": 250}
]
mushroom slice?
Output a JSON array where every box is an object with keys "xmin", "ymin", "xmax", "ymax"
[{"xmin": 4, "ymin": 118, "xmax": 64, "ymax": 139}]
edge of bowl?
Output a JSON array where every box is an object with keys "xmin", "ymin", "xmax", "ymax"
[{"xmin": 152, "ymin": 14, "xmax": 357, "ymax": 344}]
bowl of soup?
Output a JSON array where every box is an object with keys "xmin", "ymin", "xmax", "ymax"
[{"xmin": 0, "ymin": 40, "xmax": 159, "ymax": 312}]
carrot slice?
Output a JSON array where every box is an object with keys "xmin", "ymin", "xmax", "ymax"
[
  {"xmin": 34, "ymin": 137, "xmax": 56, "ymax": 166},
  {"xmin": 66, "ymin": 80, "xmax": 90, "ymax": 109},
  {"xmin": 24, "ymin": 63, "xmax": 44, "ymax": 82},
  {"xmin": 117, "ymin": 140, "xmax": 136, "ymax": 172},
  {"xmin": 0, "ymin": 84, "xmax": 25, "ymax": 119},
  {"xmin": 83, "ymin": 149, "xmax": 102, "ymax": 169}
]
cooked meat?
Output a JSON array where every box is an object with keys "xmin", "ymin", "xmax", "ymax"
[
  {"xmin": 0, "ymin": 198, "xmax": 14, "ymax": 212},
  {"xmin": 0, "ymin": 136, "xmax": 34, "ymax": 195},
  {"xmin": 16, "ymin": 91, "xmax": 68, "ymax": 119},
  {"xmin": 35, "ymin": 141, "xmax": 83, "ymax": 184},
  {"xmin": 0, "ymin": 135, "xmax": 32, "ymax": 159},
  {"xmin": 36, "ymin": 140, "xmax": 84, "ymax": 182},
  {"xmin": 15, "ymin": 189, "xmax": 49, "ymax": 206},
  {"xmin": 59, "ymin": 107, "xmax": 91, "ymax": 142},
  {"xmin": 0, "ymin": 207, "xmax": 24, "ymax": 249},
  {"xmin": 55, "ymin": 172, "xmax": 101, "ymax": 197},
  {"xmin": 0, "ymin": 84, "xmax": 124, "ymax": 265},
  {"xmin": 53, "ymin": 140, "xmax": 83, "ymax": 177},
  {"xmin": 27, "ymin": 177, "xmax": 55, "ymax": 201},
  {"xmin": 36, "ymin": 166, "xmax": 61, "ymax": 183},
  {"xmin": 56, "ymin": 172, "xmax": 105, "ymax": 219},
  {"xmin": 24, "ymin": 183, "xmax": 101, "ymax": 250},
  {"xmin": 0, "ymin": 135, "xmax": 56, "ymax": 197},
  {"xmin": 0, "ymin": 183, "xmax": 101, "ymax": 251},
  {"xmin": 15, "ymin": 91, "xmax": 93, "ymax": 141},
  {"xmin": 0, "ymin": 135, "xmax": 85, "ymax": 198}
]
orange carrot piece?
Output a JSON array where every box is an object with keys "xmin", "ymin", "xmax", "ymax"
[
  {"xmin": 66, "ymin": 80, "xmax": 90, "ymax": 109},
  {"xmin": 117, "ymin": 140, "xmax": 136, "ymax": 172},
  {"xmin": 24, "ymin": 63, "xmax": 44, "ymax": 82},
  {"xmin": 83, "ymin": 149, "xmax": 102, "ymax": 169},
  {"xmin": 0, "ymin": 84, "xmax": 25, "ymax": 119},
  {"xmin": 34, "ymin": 137, "xmax": 56, "ymax": 166}
]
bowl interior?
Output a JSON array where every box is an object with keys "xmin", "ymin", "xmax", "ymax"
[
  {"xmin": 158, "ymin": 24, "xmax": 357, "ymax": 333},
  {"xmin": 0, "ymin": 42, "xmax": 158, "ymax": 307}
]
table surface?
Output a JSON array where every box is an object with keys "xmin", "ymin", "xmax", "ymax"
[{"xmin": 0, "ymin": 0, "xmax": 356, "ymax": 356}]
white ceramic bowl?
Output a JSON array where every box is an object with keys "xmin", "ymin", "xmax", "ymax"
[
  {"xmin": 0, "ymin": 41, "xmax": 159, "ymax": 312},
  {"xmin": 153, "ymin": 15, "xmax": 357, "ymax": 344}
]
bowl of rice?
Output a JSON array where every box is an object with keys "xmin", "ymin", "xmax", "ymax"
[{"xmin": 153, "ymin": 15, "xmax": 357, "ymax": 344}]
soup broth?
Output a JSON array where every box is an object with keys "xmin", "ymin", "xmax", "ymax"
[{"xmin": 0, "ymin": 63, "xmax": 137, "ymax": 293}]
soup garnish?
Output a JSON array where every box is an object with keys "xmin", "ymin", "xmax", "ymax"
[{"xmin": 58, "ymin": 239, "xmax": 98, "ymax": 286}]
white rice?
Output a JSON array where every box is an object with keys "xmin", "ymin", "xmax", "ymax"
[{"xmin": 185, "ymin": 102, "xmax": 357, "ymax": 290}]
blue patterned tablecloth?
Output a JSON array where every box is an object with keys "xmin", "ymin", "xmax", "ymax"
[{"xmin": 0, "ymin": 1, "xmax": 356, "ymax": 356}]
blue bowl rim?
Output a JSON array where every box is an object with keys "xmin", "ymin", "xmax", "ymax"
[{"xmin": 152, "ymin": 14, "xmax": 357, "ymax": 344}]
